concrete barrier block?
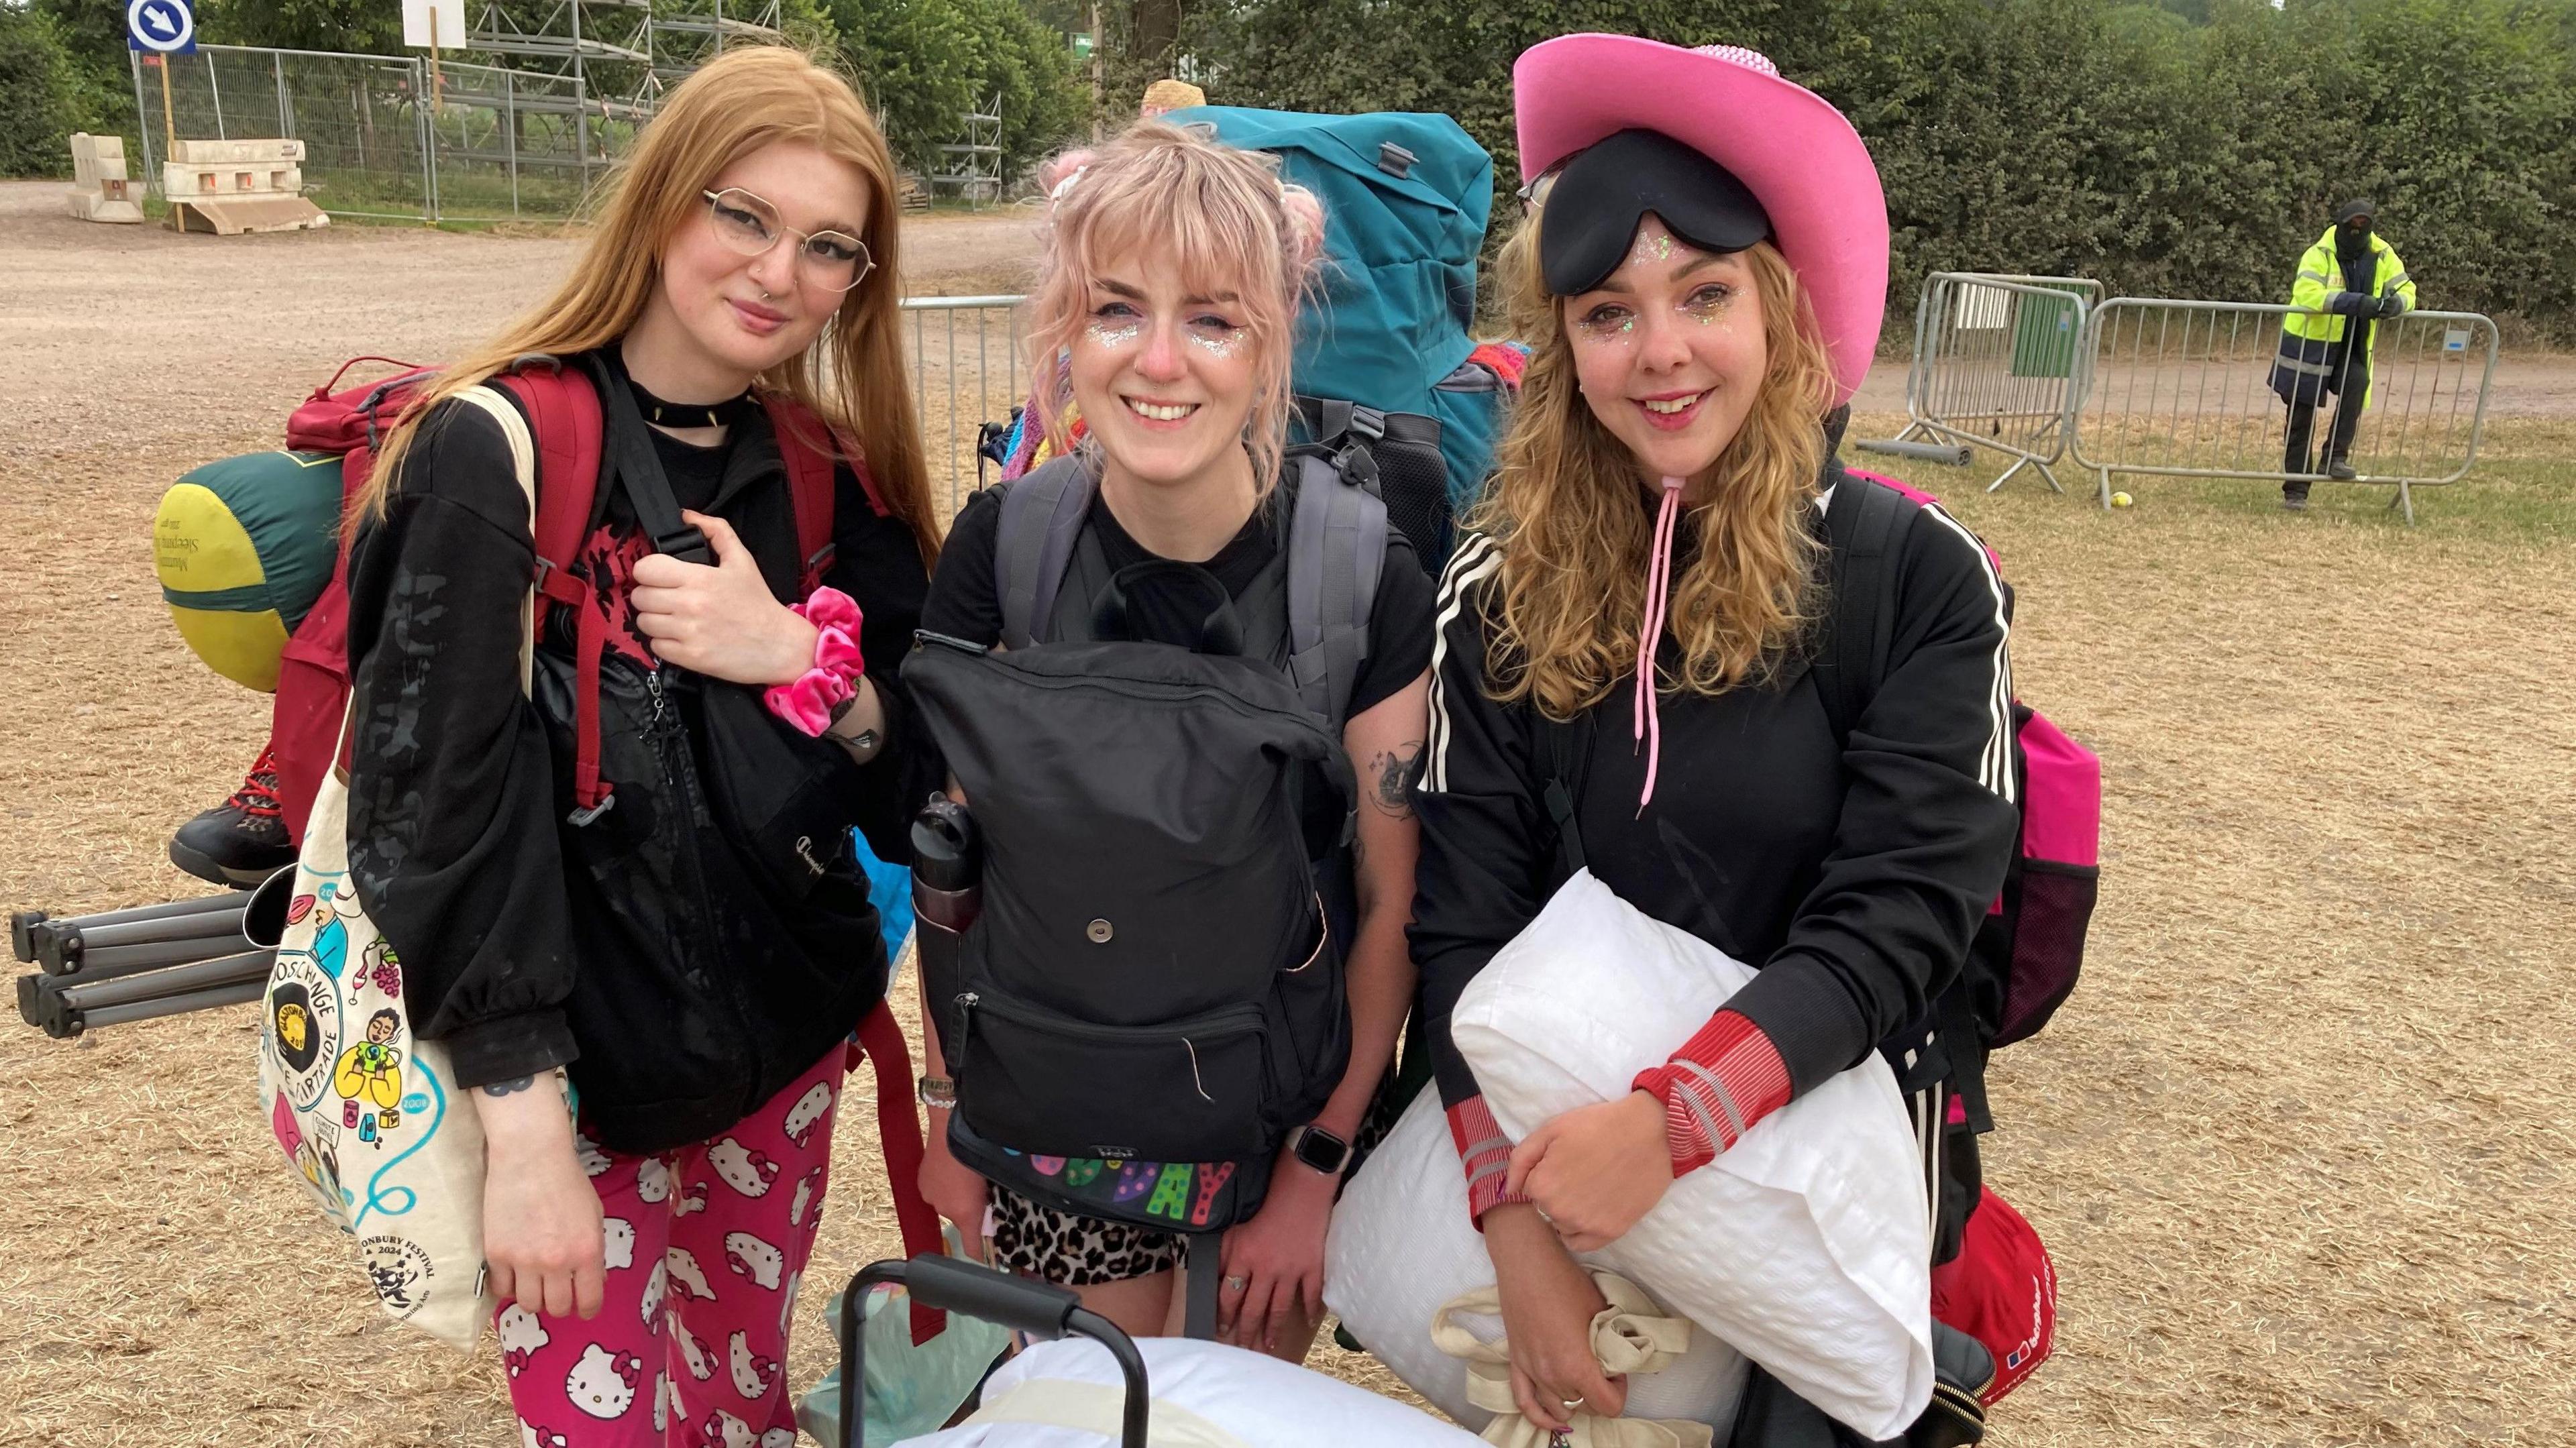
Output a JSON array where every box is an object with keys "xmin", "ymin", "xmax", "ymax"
[
  {"xmin": 67, "ymin": 188, "xmax": 146, "ymax": 225},
  {"xmin": 70, "ymin": 133, "xmax": 131, "ymax": 187},
  {"xmin": 169, "ymin": 137, "xmax": 307, "ymax": 165},
  {"xmin": 162, "ymin": 164, "xmax": 305, "ymax": 198}
]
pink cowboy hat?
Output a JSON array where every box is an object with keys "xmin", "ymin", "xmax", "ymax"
[{"xmin": 1514, "ymin": 36, "xmax": 1890, "ymax": 405}]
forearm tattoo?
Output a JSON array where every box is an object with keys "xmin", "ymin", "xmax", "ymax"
[
  {"xmin": 1366, "ymin": 742, "xmax": 1424, "ymax": 820},
  {"xmin": 480, "ymin": 1075, "xmax": 537, "ymax": 1097}
]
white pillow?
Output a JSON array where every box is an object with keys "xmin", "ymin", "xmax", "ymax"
[
  {"xmin": 1325, "ymin": 1086, "xmax": 1750, "ymax": 1434},
  {"xmin": 1450, "ymin": 870, "xmax": 1935, "ymax": 1441},
  {"xmin": 893, "ymin": 1335, "xmax": 1481, "ymax": 1448}
]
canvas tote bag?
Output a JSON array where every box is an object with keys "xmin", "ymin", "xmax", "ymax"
[{"xmin": 255, "ymin": 382, "xmax": 559, "ymax": 1348}]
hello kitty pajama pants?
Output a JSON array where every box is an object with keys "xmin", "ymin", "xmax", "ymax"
[{"xmin": 501, "ymin": 1047, "xmax": 845, "ymax": 1448}]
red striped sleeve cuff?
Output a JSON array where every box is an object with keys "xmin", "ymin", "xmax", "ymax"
[
  {"xmin": 1446, "ymin": 1095, "xmax": 1530, "ymax": 1225},
  {"xmin": 1631, "ymin": 1009, "xmax": 1793, "ymax": 1176}
]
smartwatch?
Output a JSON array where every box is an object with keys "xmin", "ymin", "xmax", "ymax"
[{"xmin": 1286, "ymin": 1124, "xmax": 1353, "ymax": 1177}]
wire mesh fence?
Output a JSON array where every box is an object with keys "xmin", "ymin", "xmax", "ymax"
[
  {"xmin": 902, "ymin": 296, "xmax": 1028, "ymax": 520},
  {"xmin": 1863, "ymin": 272, "xmax": 2096, "ymax": 492},
  {"xmin": 1867, "ymin": 270, "xmax": 2501, "ymax": 522},
  {"xmin": 2069, "ymin": 299, "xmax": 2498, "ymax": 522},
  {"xmin": 132, "ymin": 44, "xmax": 639, "ymax": 223}
]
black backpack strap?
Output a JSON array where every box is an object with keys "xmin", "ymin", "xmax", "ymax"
[
  {"xmin": 1814, "ymin": 467, "xmax": 1911, "ymax": 746},
  {"xmin": 1283, "ymin": 449, "xmax": 1388, "ymax": 725},
  {"xmin": 582, "ymin": 351, "xmax": 713, "ymax": 565},
  {"xmin": 1183, "ymin": 1232, "xmax": 1223, "ymax": 1340},
  {"xmin": 1537, "ymin": 710, "xmax": 1597, "ymax": 883},
  {"xmin": 994, "ymin": 456, "xmax": 1096, "ymax": 651}
]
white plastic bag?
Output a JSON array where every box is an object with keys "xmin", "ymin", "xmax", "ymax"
[
  {"xmin": 892, "ymin": 1335, "xmax": 1482, "ymax": 1447},
  {"xmin": 1325, "ymin": 1087, "xmax": 1749, "ymax": 1435},
  {"xmin": 1451, "ymin": 869, "xmax": 1934, "ymax": 1439}
]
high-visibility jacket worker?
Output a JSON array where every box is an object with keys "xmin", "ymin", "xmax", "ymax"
[{"xmin": 2267, "ymin": 198, "xmax": 2416, "ymax": 509}]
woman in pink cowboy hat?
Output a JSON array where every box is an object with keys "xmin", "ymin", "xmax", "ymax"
[{"xmin": 1407, "ymin": 35, "xmax": 2021, "ymax": 1435}]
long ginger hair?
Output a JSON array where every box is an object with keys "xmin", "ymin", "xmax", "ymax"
[
  {"xmin": 1470, "ymin": 227, "xmax": 1835, "ymax": 720},
  {"xmin": 1022, "ymin": 121, "xmax": 1327, "ymax": 496},
  {"xmin": 357, "ymin": 46, "xmax": 936, "ymax": 563}
]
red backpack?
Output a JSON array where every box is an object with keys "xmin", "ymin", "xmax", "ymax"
[{"xmin": 266, "ymin": 355, "xmax": 864, "ymax": 846}]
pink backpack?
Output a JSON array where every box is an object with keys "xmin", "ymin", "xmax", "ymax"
[{"xmin": 1825, "ymin": 468, "xmax": 2102, "ymax": 1064}]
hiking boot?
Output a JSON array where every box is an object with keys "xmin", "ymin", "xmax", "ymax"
[
  {"xmin": 2326, "ymin": 457, "xmax": 2358, "ymax": 482},
  {"xmin": 2282, "ymin": 485, "xmax": 2311, "ymax": 512},
  {"xmin": 169, "ymin": 746, "xmax": 295, "ymax": 889}
]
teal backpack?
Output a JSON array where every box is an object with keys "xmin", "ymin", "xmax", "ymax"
[{"xmin": 1166, "ymin": 106, "xmax": 1521, "ymax": 564}]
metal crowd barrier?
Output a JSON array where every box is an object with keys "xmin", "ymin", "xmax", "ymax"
[
  {"xmin": 1862, "ymin": 272, "xmax": 2100, "ymax": 493},
  {"xmin": 900, "ymin": 295, "xmax": 1028, "ymax": 520},
  {"xmin": 2070, "ymin": 298, "xmax": 2498, "ymax": 523}
]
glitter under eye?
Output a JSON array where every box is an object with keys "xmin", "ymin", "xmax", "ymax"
[
  {"xmin": 1085, "ymin": 320, "xmax": 1144, "ymax": 348},
  {"xmin": 1577, "ymin": 311, "xmax": 1638, "ymax": 343},
  {"xmin": 1187, "ymin": 328, "xmax": 1244, "ymax": 358}
]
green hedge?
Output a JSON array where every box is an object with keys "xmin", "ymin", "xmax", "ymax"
[
  {"xmin": 0, "ymin": 4, "xmax": 80, "ymax": 176},
  {"xmin": 1143, "ymin": 0, "xmax": 2576, "ymax": 336}
]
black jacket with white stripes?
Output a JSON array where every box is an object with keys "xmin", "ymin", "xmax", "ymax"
[{"xmin": 1409, "ymin": 476, "xmax": 2021, "ymax": 1111}]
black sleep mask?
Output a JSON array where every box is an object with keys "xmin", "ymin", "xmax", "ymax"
[{"xmin": 1536, "ymin": 129, "xmax": 1772, "ymax": 296}]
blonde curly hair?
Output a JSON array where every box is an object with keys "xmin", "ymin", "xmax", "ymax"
[{"xmin": 1468, "ymin": 225, "xmax": 1836, "ymax": 720}]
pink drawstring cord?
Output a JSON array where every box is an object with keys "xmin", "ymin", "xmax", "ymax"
[{"xmin": 1633, "ymin": 475, "xmax": 1686, "ymax": 812}]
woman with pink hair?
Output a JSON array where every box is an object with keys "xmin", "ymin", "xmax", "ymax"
[{"xmin": 912, "ymin": 119, "xmax": 1436, "ymax": 1359}]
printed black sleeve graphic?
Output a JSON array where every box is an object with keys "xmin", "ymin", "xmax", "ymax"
[{"xmin": 344, "ymin": 400, "xmax": 581, "ymax": 1089}]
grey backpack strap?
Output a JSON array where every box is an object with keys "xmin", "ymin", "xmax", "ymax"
[
  {"xmin": 994, "ymin": 456, "xmax": 1097, "ymax": 650},
  {"xmin": 1284, "ymin": 449, "xmax": 1387, "ymax": 724}
]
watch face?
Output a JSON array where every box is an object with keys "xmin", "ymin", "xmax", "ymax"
[{"xmin": 1293, "ymin": 1127, "xmax": 1350, "ymax": 1174}]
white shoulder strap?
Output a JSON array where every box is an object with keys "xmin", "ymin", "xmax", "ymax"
[
  {"xmin": 449, "ymin": 384, "xmax": 543, "ymax": 693},
  {"xmin": 327, "ymin": 384, "xmax": 543, "ymax": 760}
]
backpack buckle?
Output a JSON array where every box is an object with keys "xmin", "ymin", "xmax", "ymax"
[
  {"xmin": 1332, "ymin": 440, "xmax": 1380, "ymax": 490},
  {"xmin": 655, "ymin": 522, "xmax": 712, "ymax": 564},
  {"xmin": 566, "ymin": 790, "xmax": 616, "ymax": 827}
]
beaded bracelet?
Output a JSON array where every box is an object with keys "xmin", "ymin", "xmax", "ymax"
[{"xmin": 763, "ymin": 587, "xmax": 867, "ymax": 737}]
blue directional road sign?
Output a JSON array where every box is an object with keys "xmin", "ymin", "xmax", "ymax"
[{"xmin": 127, "ymin": 0, "xmax": 197, "ymax": 55}]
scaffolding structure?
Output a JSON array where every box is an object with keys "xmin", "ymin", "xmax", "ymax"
[
  {"xmin": 454, "ymin": 0, "xmax": 784, "ymax": 182},
  {"xmin": 935, "ymin": 95, "xmax": 1003, "ymax": 207}
]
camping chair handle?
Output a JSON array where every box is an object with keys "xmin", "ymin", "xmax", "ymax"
[{"xmin": 839, "ymin": 1256, "xmax": 1151, "ymax": 1448}]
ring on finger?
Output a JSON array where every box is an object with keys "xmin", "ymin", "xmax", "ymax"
[
  {"xmin": 1222, "ymin": 1274, "xmax": 1248, "ymax": 1293},
  {"xmin": 1559, "ymin": 1395, "xmax": 1585, "ymax": 1412}
]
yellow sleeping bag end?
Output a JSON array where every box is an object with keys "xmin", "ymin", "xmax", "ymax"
[{"xmin": 154, "ymin": 451, "xmax": 345, "ymax": 693}]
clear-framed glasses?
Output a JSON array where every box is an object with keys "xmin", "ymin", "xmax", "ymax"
[
  {"xmin": 700, "ymin": 187, "xmax": 876, "ymax": 293},
  {"xmin": 1515, "ymin": 166, "xmax": 1564, "ymax": 217}
]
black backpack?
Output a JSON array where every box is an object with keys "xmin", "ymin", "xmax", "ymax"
[{"xmin": 902, "ymin": 450, "xmax": 1387, "ymax": 1333}]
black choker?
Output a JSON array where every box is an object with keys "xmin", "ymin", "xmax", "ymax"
[{"xmin": 629, "ymin": 377, "xmax": 754, "ymax": 430}]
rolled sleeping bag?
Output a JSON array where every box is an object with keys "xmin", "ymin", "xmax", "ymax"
[{"xmin": 154, "ymin": 449, "xmax": 344, "ymax": 691}]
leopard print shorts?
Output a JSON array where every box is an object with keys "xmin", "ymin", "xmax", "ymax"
[{"xmin": 988, "ymin": 1186, "xmax": 1183, "ymax": 1286}]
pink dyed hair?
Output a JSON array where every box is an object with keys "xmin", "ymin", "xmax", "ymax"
[{"xmin": 1024, "ymin": 120, "xmax": 1327, "ymax": 494}]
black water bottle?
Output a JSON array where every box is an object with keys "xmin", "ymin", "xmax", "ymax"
[{"xmin": 909, "ymin": 796, "xmax": 980, "ymax": 1054}]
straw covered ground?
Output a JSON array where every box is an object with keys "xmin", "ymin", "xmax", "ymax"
[{"xmin": 3, "ymin": 180, "xmax": 2573, "ymax": 1445}]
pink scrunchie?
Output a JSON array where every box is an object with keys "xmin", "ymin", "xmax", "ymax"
[{"xmin": 763, "ymin": 586, "xmax": 867, "ymax": 737}]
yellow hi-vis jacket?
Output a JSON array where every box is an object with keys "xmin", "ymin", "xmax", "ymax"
[{"xmin": 2269, "ymin": 227, "xmax": 2416, "ymax": 409}]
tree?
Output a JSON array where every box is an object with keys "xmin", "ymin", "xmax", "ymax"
[
  {"xmin": 201, "ymin": 0, "xmax": 404, "ymax": 54},
  {"xmin": 833, "ymin": 0, "xmax": 1083, "ymax": 181},
  {"xmin": 0, "ymin": 1, "xmax": 79, "ymax": 175}
]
